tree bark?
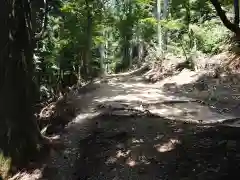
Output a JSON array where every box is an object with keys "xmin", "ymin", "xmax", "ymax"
[
  {"xmin": 99, "ymin": 5, "xmax": 106, "ymax": 76},
  {"xmin": 99, "ymin": 41, "xmax": 105, "ymax": 76},
  {"xmin": 83, "ymin": 0, "xmax": 93, "ymax": 79},
  {"xmin": 157, "ymin": 0, "xmax": 162, "ymax": 56},
  {"xmin": 163, "ymin": 0, "xmax": 169, "ymax": 51},
  {"xmin": 210, "ymin": 0, "xmax": 240, "ymax": 35},
  {"xmin": 234, "ymin": 0, "xmax": 239, "ymax": 27},
  {"xmin": 127, "ymin": 2, "xmax": 133, "ymax": 68},
  {"xmin": 0, "ymin": 0, "xmax": 41, "ymax": 167}
]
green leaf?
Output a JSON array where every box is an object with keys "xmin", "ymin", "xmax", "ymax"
[{"xmin": 160, "ymin": 19, "xmax": 185, "ymax": 30}]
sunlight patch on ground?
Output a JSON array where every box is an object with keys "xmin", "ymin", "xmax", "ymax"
[
  {"xmin": 147, "ymin": 103, "xmax": 235, "ymax": 124},
  {"xmin": 109, "ymin": 82, "xmax": 157, "ymax": 89},
  {"xmin": 93, "ymin": 86, "xmax": 236, "ymax": 124},
  {"xmin": 126, "ymin": 154, "xmax": 151, "ymax": 167},
  {"xmin": 94, "ymin": 91, "xmax": 179, "ymax": 105},
  {"xmin": 9, "ymin": 169, "xmax": 42, "ymax": 180},
  {"xmin": 126, "ymin": 159, "xmax": 137, "ymax": 167},
  {"xmin": 105, "ymin": 156, "xmax": 118, "ymax": 165},
  {"xmin": 132, "ymin": 138, "xmax": 144, "ymax": 144},
  {"xmin": 157, "ymin": 69, "xmax": 205, "ymax": 86},
  {"xmin": 154, "ymin": 139, "xmax": 180, "ymax": 153},
  {"xmin": 148, "ymin": 105, "xmax": 184, "ymax": 118},
  {"xmin": 116, "ymin": 150, "xmax": 131, "ymax": 158},
  {"xmin": 73, "ymin": 112, "xmax": 101, "ymax": 123},
  {"xmin": 94, "ymin": 82, "xmax": 196, "ymax": 107},
  {"xmin": 95, "ymin": 95, "xmax": 142, "ymax": 103},
  {"xmin": 139, "ymin": 155, "xmax": 151, "ymax": 165}
]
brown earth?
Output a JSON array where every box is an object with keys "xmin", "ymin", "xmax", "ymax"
[{"xmin": 9, "ymin": 67, "xmax": 240, "ymax": 180}]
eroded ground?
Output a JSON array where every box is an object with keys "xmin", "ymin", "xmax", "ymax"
[{"xmin": 11, "ymin": 70, "xmax": 240, "ymax": 180}]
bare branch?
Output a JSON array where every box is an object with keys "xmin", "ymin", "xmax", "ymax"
[{"xmin": 210, "ymin": 0, "xmax": 240, "ymax": 34}]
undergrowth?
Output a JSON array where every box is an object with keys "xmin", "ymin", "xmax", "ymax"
[{"xmin": 0, "ymin": 152, "xmax": 11, "ymax": 179}]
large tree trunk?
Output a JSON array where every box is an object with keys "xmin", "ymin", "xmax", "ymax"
[
  {"xmin": 234, "ymin": 0, "xmax": 239, "ymax": 27},
  {"xmin": 82, "ymin": 0, "xmax": 93, "ymax": 80},
  {"xmin": 0, "ymin": 0, "xmax": 41, "ymax": 167},
  {"xmin": 210, "ymin": 0, "xmax": 240, "ymax": 35}
]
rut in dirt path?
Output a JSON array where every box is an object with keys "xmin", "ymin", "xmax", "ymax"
[{"xmin": 20, "ymin": 72, "xmax": 240, "ymax": 180}]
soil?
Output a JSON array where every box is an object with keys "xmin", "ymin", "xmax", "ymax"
[{"xmin": 9, "ymin": 69, "xmax": 240, "ymax": 180}]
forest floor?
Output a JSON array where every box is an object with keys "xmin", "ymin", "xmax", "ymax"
[{"xmin": 10, "ymin": 68, "xmax": 240, "ymax": 180}]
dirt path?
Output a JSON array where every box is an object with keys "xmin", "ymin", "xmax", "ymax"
[{"xmin": 12, "ymin": 71, "xmax": 240, "ymax": 180}]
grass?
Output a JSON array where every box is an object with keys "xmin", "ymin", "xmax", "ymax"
[{"xmin": 0, "ymin": 152, "xmax": 11, "ymax": 179}]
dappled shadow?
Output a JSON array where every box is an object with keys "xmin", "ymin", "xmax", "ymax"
[
  {"xmin": 35, "ymin": 73, "xmax": 240, "ymax": 179},
  {"xmin": 7, "ymin": 83, "xmax": 102, "ymax": 180},
  {"xmin": 70, "ymin": 113, "xmax": 240, "ymax": 180},
  {"xmin": 38, "ymin": 82, "xmax": 101, "ymax": 135},
  {"xmin": 88, "ymin": 76, "xmax": 235, "ymax": 125},
  {"xmin": 160, "ymin": 70, "xmax": 240, "ymax": 119}
]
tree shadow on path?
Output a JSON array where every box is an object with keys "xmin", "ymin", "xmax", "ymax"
[
  {"xmin": 38, "ymin": 74, "xmax": 240, "ymax": 180},
  {"xmin": 71, "ymin": 113, "xmax": 240, "ymax": 180},
  {"xmin": 161, "ymin": 70, "xmax": 240, "ymax": 119}
]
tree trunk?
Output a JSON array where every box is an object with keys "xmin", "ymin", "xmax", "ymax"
[
  {"xmin": 83, "ymin": 0, "xmax": 93, "ymax": 79},
  {"xmin": 210, "ymin": 0, "xmax": 240, "ymax": 35},
  {"xmin": 120, "ymin": 2, "xmax": 134, "ymax": 71},
  {"xmin": 105, "ymin": 33, "xmax": 109, "ymax": 73},
  {"xmin": 99, "ymin": 6, "xmax": 106, "ymax": 76},
  {"xmin": 0, "ymin": 0, "xmax": 41, "ymax": 167},
  {"xmin": 163, "ymin": 0, "xmax": 169, "ymax": 51},
  {"xmin": 128, "ymin": 2, "xmax": 133, "ymax": 68},
  {"xmin": 183, "ymin": 0, "xmax": 191, "ymax": 52},
  {"xmin": 100, "ymin": 42, "xmax": 105, "ymax": 76},
  {"xmin": 123, "ymin": 41, "xmax": 131, "ymax": 68},
  {"xmin": 138, "ymin": 42, "xmax": 144, "ymax": 65},
  {"xmin": 157, "ymin": 0, "xmax": 162, "ymax": 56},
  {"xmin": 234, "ymin": 0, "xmax": 239, "ymax": 27}
]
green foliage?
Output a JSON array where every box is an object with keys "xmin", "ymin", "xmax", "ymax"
[
  {"xmin": 160, "ymin": 0, "xmax": 232, "ymax": 58},
  {"xmin": 0, "ymin": 152, "xmax": 11, "ymax": 179},
  {"xmin": 191, "ymin": 20, "xmax": 229, "ymax": 54},
  {"xmin": 34, "ymin": 0, "xmax": 234, "ymax": 101},
  {"xmin": 160, "ymin": 19, "xmax": 185, "ymax": 30}
]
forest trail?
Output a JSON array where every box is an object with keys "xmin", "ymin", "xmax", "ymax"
[{"xmin": 12, "ymin": 69, "xmax": 240, "ymax": 180}]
